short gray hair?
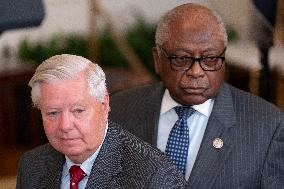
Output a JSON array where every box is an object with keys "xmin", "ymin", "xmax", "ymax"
[
  {"xmin": 155, "ymin": 3, "xmax": 228, "ymax": 47},
  {"xmin": 29, "ymin": 54, "xmax": 107, "ymax": 107}
]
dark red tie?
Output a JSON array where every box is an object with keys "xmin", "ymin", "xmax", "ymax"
[{"xmin": 69, "ymin": 165, "xmax": 86, "ymax": 189}]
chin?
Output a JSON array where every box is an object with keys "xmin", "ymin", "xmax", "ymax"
[
  {"xmin": 180, "ymin": 95, "xmax": 209, "ymax": 106},
  {"xmin": 52, "ymin": 142, "xmax": 84, "ymax": 155},
  {"xmin": 62, "ymin": 148, "xmax": 85, "ymax": 157}
]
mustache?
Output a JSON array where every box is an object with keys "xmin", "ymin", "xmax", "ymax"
[{"xmin": 180, "ymin": 78, "xmax": 209, "ymax": 88}]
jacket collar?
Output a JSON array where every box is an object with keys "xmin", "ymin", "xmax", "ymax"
[
  {"xmin": 85, "ymin": 122, "xmax": 123, "ymax": 188},
  {"xmin": 187, "ymin": 82, "xmax": 237, "ymax": 188}
]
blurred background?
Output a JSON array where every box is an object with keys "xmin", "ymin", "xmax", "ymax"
[{"xmin": 0, "ymin": 0, "xmax": 283, "ymax": 188}]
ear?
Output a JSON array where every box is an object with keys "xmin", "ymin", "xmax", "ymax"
[
  {"xmin": 152, "ymin": 47, "xmax": 161, "ymax": 75},
  {"xmin": 102, "ymin": 93, "xmax": 110, "ymax": 118}
]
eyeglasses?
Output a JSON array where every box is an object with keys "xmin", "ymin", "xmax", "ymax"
[{"xmin": 158, "ymin": 46, "xmax": 225, "ymax": 71}]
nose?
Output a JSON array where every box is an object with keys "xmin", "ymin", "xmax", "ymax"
[
  {"xmin": 184, "ymin": 60, "xmax": 205, "ymax": 78},
  {"xmin": 59, "ymin": 112, "xmax": 73, "ymax": 132}
]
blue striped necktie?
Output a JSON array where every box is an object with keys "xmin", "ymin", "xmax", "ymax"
[{"xmin": 165, "ymin": 106, "xmax": 195, "ymax": 175}]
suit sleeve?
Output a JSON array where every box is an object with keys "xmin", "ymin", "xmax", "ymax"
[
  {"xmin": 261, "ymin": 118, "xmax": 284, "ymax": 188},
  {"xmin": 146, "ymin": 164, "xmax": 187, "ymax": 189}
]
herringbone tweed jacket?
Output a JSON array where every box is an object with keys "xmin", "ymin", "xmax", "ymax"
[{"xmin": 16, "ymin": 121, "xmax": 186, "ymax": 189}]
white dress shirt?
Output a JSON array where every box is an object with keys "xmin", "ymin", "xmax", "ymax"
[
  {"xmin": 157, "ymin": 89, "xmax": 214, "ymax": 180},
  {"xmin": 60, "ymin": 123, "xmax": 108, "ymax": 189}
]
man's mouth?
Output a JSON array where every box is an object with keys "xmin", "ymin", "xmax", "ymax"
[
  {"xmin": 61, "ymin": 137, "xmax": 79, "ymax": 142},
  {"xmin": 181, "ymin": 87, "xmax": 206, "ymax": 94}
]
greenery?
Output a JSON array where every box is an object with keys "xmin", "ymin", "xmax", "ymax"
[
  {"xmin": 126, "ymin": 17, "xmax": 156, "ymax": 75},
  {"xmin": 227, "ymin": 25, "xmax": 238, "ymax": 42},
  {"xmin": 96, "ymin": 30, "xmax": 129, "ymax": 68},
  {"xmin": 18, "ymin": 17, "xmax": 156, "ymax": 75},
  {"xmin": 18, "ymin": 34, "xmax": 88, "ymax": 66}
]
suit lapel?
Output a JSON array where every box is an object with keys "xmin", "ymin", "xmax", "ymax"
[
  {"xmin": 187, "ymin": 83, "xmax": 236, "ymax": 189},
  {"xmin": 136, "ymin": 82, "xmax": 165, "ymax": 145},
  {"xmin": 85, "ymin": 123, "xmax": 122, "ymax": 188}
]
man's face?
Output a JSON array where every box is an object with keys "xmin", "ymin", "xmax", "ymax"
[
  {"xmin": 39, "ymin": 73, "xmax": 109, "ymax": 163},
  {"xmin": 153, "ymin": 20, "xmax": 225, "ymax": 106}
]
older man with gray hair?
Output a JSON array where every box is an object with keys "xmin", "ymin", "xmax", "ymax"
[{"xmin": 16, "ymin": 54, "xmax": 186, "ymax": 189}]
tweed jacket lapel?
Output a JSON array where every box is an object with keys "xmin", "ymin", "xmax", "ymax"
[
  {"xmin": 85, "ymin": 122, "xmax": 123, "ymax": 188},
  {"xmin": 38, "ymin": 147, "xmax": 65, "ymax": 189},
  {"xmin": 187, "ymin": 83, "xmax": 237, "ymax": 188},
  {"xmin": 135, "ymin": 82, "xmax": 165, "ymax": 145}
]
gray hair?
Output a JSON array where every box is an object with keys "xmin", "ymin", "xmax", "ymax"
[
  {"xmin": 29, "ymin": 54, "xmax": 107, "ymax": 107},
  {"xmin": 155, "ymin": 3, "xmax": 228, "ymax": 47}
]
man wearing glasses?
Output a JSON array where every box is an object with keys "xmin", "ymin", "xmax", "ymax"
[{"xmin": 110, "ymin": 3, "xmax": 284, "ymax": 188}]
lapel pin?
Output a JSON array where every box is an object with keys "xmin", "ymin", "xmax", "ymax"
[{"xmin": 213, "ymin": 138, "xmax": 223, "ymax": 149}]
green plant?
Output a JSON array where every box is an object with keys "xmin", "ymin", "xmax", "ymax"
[
  {"xmin": 97, "ymin": 30, "xmax": 129, "ymax": 68},
  {"xmin": 227, "ymin": 25, "xmax": 238, "ymax": 42},
  {"xmin": 17, "ymin": 16, "xmax": 157, "ymax": 75},
  {"xmin": 18, "ymin": 34, "xmax": 89, "ymax": 65},
  {"xmin": 126, "ymin": 17, "xmax": 156, "ymax": 75}
]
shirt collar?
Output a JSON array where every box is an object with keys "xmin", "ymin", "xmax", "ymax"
[
  {"xmin": 160, "ymin": 89, "xmax": 214, "ymax": 117},
  {"xmin": 63, "ymin": 122, "xmax": 109, "ymax": 177}
]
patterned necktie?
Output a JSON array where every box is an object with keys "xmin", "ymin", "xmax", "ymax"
[
  {"xmin": 69, "ymin": 165, "xmax": 86, "ymax": 189},
  {"xmin": 165, "ymin": 106, "xmax": 195, "ymax": 175}
]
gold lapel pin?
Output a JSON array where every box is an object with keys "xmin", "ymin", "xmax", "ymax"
[{"xmin": 213, "ymin": 138, "xmax": 223, "ymax": 149}]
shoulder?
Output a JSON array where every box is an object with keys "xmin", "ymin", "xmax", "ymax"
[
  {"xmin": 17, "ymin": 144, "xmax": 64, "ymax": 188},
  {"xmin": 107, "ymin": 122, "xmax": 186, "ymax": 187},
  {"xmin": 226, "ymin": 83, "xmax": 282, "ymax": 115},
  {"xmin": 219, "ymin": 83, "xmax": 284, "ymax": 129},
  {"xmin": 108, "ymin": 121, "xmax": 165, "ymax": 159},
  {"xmin": 20, "ymin": 144, "xmax": 56, "ymax": 161},
  {"xmin": 109, "ymin": 82, "xmax": 164, "ymax": 119},
  {"xmin": 18, "ymin": 144, "xmax": 62, "ymax": 170},
  {"xmin": 110, "ymin": 82, "xmax": 164, "ymax": 102}
]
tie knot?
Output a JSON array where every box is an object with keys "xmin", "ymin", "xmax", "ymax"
[
  {"xmin": 174, "ymin": 106, "xmax": 195, "ymax": 119},
  {"xmin": 69, "ymin": 165, "xmax": 86, "ymax": 189}
]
